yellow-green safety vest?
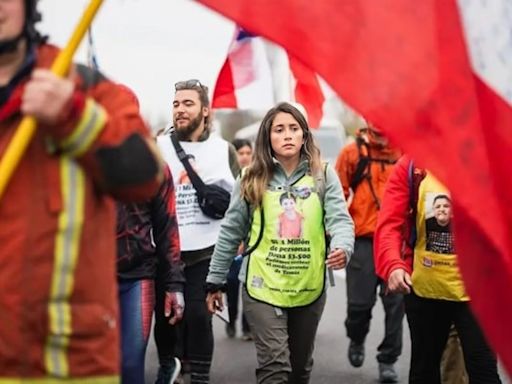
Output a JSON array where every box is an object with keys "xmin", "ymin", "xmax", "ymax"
[{"xmin": 246, "ymin": 174, "xmax": 326, "ymax": 308}]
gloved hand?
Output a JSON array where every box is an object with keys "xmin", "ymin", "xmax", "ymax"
[{"xmin": 164, "ymin": 291, "xmax": 185, "ymax": 325}]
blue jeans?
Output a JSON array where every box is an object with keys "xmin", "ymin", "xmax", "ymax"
[{"xmin": 119, "ymin": 279, "xmax": 155, "ymax": 384}]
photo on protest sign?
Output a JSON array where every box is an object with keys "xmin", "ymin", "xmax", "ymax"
[{"xmin": 424, "ymin": 192, "xmax": 455, "ymax": 255}]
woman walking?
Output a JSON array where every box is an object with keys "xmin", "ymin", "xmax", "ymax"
[{"xmin": 206, "ymin": 102, "xmax": 354, "ymax": 384}]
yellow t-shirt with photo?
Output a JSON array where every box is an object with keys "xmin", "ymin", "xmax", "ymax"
[{"xmin": 412, "ymin": 172, "xmax": 469, "ymax": 301}]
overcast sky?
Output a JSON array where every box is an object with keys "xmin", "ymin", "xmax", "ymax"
[{"xmin": 38, "ymin": 0, "xmax": 235, "ymax": 125}]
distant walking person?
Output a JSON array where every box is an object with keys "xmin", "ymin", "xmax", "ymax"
[{"xmin": 335, "ymin": 123, "xmax": 403, "ymax": 383}]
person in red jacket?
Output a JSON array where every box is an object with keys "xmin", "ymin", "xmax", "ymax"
[
  {"xmin": 0, "ymin": 1, "xmax": 162, "ymax": 382},
  {"xmin": 335, "ymin": 124, "xmax": 402, "ymax": 383},
  {"xmin": 374, "ymin": 155, "xmax": 501, "ymax": 384}
]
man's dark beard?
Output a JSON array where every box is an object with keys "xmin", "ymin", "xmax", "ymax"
[{"xmin": 174, "ymin": 113, "xmax": 204, "ymax": 141}]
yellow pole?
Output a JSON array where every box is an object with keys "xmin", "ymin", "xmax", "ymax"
[{"xmin": 0, "ymin": 0, "xmax": 104, "ymax": 201}]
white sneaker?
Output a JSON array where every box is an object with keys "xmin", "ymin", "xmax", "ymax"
[{"xmin": 169, "ymin": 357, "xmax": 182, "ymax": 384}]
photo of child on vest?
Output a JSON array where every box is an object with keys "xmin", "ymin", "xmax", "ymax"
[
  {"xmin": 278, "ymin": 192, "xmax": 304, "ymax": 239},
  {"xmin": 425, "ymin": 193, "xmax": 455, "ymax": 254}
]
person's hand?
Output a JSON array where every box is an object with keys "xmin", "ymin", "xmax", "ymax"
[
  {"xmin": 21, "ymin": 69, "xmax": 75, "ymax": 125},
  {"xmin": 387, "ymin": 269, "xmax": 412, "ymax": 294},
  {"xmin": 206, "ymin": 291, "xmax": 224, "ymax": 315},
  {"xmin": 165, "ymin": 291, "xmax": 185, "ymax": 325},
  {"xmin": 326, "ymin": 248, "xmax": 347, "ymax": 270}
]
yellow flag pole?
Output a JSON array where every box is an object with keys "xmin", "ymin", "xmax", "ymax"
[{"xmin": 0, "ymin": 0, "xmax": 104, "ymax": 201}]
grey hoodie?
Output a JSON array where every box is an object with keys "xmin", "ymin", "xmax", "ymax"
[{"xmin": 207, "ymin": 159, "xmax": 354, "ymax": 286}]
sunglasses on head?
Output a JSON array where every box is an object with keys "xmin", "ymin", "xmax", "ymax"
[{"xmin": 175, "ymin": 79, "xmax": 208, "ymax": 92}]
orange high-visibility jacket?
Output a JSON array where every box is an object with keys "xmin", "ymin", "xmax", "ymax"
[{"xmin": 0, "ymin": 44, "xmax": 162, "ymax": 382}]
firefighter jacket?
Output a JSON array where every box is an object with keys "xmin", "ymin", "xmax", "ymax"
[{"xmin": 0, "ymin": 44, "xmax": 162, "ymax": 382}]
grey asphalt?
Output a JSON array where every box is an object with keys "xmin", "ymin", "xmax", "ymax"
[
  {"xmin": 145, "ymin": 273, "xmax": 410, "ymax": 383},
  {"xmin": 144, "ymin": 273, "xmax": 511, "ymax": 384}
]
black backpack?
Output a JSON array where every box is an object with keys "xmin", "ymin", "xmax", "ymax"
[{"xmin": 350, "ymin": 137, "xmax": 397, "ymax": 209}]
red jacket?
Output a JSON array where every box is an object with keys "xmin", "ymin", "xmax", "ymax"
[
  {"xmin": 0, "ymin": 44, "xmax": 161, "ymax": 380},
  {"xmin": 374, "ymin": 155, "xmax": 425, "ymax": 282}
]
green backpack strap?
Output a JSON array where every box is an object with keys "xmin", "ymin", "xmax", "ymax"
[
  {"xmin": 314, "ymin": 162, "xmax": 335, "ymax": 285},
  {"xmin": 240, "ymin": 206, "xmax": 264, "ymax": 257},
  {"xmin": 238, "ymin": 167, "xmax": 264, "ymax": 257},
  {"xmin": 314, "ymin": 162, "xmax": 328, "ymax": 204}
]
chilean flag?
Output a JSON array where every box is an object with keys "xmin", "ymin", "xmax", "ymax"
[
  {"xmin": 212, "ymin": 29, "xmax": 274, "ymax": 111},
  {"xmin": 199, "ymin": 0, "xmax": 512, "ymax": 374},
  {"xmin": 212, "ymin": 27, "xmax": 325, "ymax": 128}
]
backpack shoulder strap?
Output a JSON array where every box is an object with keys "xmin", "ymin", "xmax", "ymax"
[
  {"xmin": 408, "ymin": 160, "xmax": 415, "ymax": 211},
  {"xmin": 408, "ymin": 160, "xmax": 425, "ymax": 247},
  {"xmin": 238, "ymin": 167, "xmax": 262, "ymax": 257},
  {"xmin": 408, "ymin": 160, "xmax": 425, "ymax": 211},
  {"xmin": 351, "ymin": 138, "xmax": 384, "ymax": 208},
  {"xmin": 349, "ymin": 137, "xmax": 371, "ymax": 191},
  {"xmin": 75, "ymin": 63, "xmax": 106, "ymax": 91},
  {"xmin": 169, "ymin": 130, "xmax": 207, "ymax": 193},
  {"xmin": 240, "ymin": 206, "xmax": 264, "ymax": 257},
  {"xmin": 315, "ymin": 162, "xmax": 328, "ymax": 204}
]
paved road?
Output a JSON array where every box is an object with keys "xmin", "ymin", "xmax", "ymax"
[
  {"xmin": 145, "ymin": 273, "xmax": 410, "ymax": 383},
  {"xmin": 145, "ymin": 273, "xmax": 510, "ymax": 383}
]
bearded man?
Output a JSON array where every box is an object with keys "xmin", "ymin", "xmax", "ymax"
[{"xmin": 155, "ymin": 79, "xmax": 239, "ymax": 384}]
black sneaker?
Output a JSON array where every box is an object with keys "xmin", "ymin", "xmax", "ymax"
[
  {"xmin": 225, "ymin": 323, "xmax": 236, "ymax": 338},
  {"xmin": 378, "ymin": 363, "xmax": 398, "ymax": 383},
  {"xmin": 348, "ymin": 340, "xmax": 365, "ymax": 368}
]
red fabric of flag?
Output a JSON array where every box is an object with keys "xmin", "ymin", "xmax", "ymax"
[
  {"xmin": 212, "ymin": 28, "xmax": 275, "ymax": 110},
  {"xmin": 212, "ymin": 27, "xmax": 326, "ymax": 127},
  {"xmin": 288, "ymin": 55, "xmax": 325, "ymax": 128},
  {"xmin": 212, "ymin": 59, "xmax": 237, "ymax": 108},
  {"xmin": 198, "ymin": 0, "xmax": 512, "ymax": 373}
]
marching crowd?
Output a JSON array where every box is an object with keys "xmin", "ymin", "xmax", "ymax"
[{"xmin": 0, "ymin": 1, "xmax": 504, "ymax": 384}]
